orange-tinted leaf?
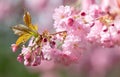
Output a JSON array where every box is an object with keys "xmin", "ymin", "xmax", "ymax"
[
  {"xmin": 23, "ymin": 11, "xmax": 31, "ymax": 26},
  {"xmin": 16, "ymin": 33, "xmax": 31, "ymax": 45}
]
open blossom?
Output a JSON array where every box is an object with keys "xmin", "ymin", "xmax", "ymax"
[
  {"xmin": 42, "ymin": 42, "xmax": 55, "ymax": 60},
  {"xmin": 53, "ymin": 5, "xmax": 78, "ymax": 32},
  {"xmin": 62, "ymin": 34, "xmax": 86, "ymax": 57},
  {"xmin": 86, "ymin": 4, "xmax": 120, "ymax": 47},
  {"xmin": 53, "ymin": 5, "xmax": 74, "ymax": 23},
  {"xmin": 53, "ymin": 6, "xmax": 89, "ymax": 38},
  {"xmin": 51, "ymin": 49, "xmax": 78, "ymax": 65}
]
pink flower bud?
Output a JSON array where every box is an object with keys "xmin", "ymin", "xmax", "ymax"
[
  {"xmin": 24, "ymin": 53, "xmax": 31, "ymax": 60},
  {"xmin": 11, "ymin": 44, "xmax": 18, "ymax": 52},
  {"xmin": 24, "ymin": 60, "xmax": 30, "ymax": 66},
  {"xmin": 17, "ymin": 54, "xmax": 23, "ymax": 63},
  {"xmin": 81, "ymin": 12, "xmax": 86, "ymax": 16},
  {"xmin": 31, "ymin": 56, "xmax": 41, "ymax": 66},
  {"xmin": 67, "ymin": 18, "xmax": 74, "ymax": 26}
]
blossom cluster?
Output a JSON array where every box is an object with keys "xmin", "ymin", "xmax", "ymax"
[{"xmin": 11, "ymin": 0, "xmax": 120, "ymax": 66}]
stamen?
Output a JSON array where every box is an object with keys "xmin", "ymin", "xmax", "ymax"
[{"xmin": 99, "ymin": 15, "xmax": 113, "ymax": 26}]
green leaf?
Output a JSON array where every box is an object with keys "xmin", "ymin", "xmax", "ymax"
[{"xmin": 11, "ymin": 24, "xmax": 31, "ymax": 36}]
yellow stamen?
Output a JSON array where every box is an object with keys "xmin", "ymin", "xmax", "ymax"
[{"xmin": 99, "ymin": 15, "xmax": 113, "ymax": 26}]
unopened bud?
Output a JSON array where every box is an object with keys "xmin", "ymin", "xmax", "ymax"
[{"xmin": 11, "ymin": 44, "xmax": 18, "ymax": 52}]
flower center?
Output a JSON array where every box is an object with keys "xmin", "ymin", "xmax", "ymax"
[{"xmin": 99, "ymin": 15, "xmax": 113, "ymax": 26}]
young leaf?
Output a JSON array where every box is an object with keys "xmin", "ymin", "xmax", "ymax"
[
  {"xmin": 23, "ymin": 11, "xmax": 31, "ymax": 26},
  {"xmin": 29, "ymin": 24, "xmax": 38, "ymax": 31},
  {"xmin": 12, "ymin": 10, "xmax": 39, "ymax": 46},
  {"xmin": 16, "ymin": 33, "xmax": 31, "ymax": 45},
  {"xmin": 11, "ymin": 24, "xmax": 30, "ymax": 36}
]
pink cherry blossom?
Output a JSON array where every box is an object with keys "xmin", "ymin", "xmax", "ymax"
[
  {"xmin": 53, "ymin": 5, "xmax": 77, "ymax": 32},
  {"xmin": 11, "ymin": 0, "xmax": 120, "ymax": 72},
  {"xmin": 51, "ymin": 49, "xmax": 78, "ymax": 65}
]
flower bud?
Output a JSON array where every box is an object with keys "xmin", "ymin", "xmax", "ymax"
[
  {"xmin": 17, "ymin": 54, "xmax": 23, "ymax": 63},
  {"xmin": 11, "ymin": 44, "xmax": 18, "ymax": 52}
]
